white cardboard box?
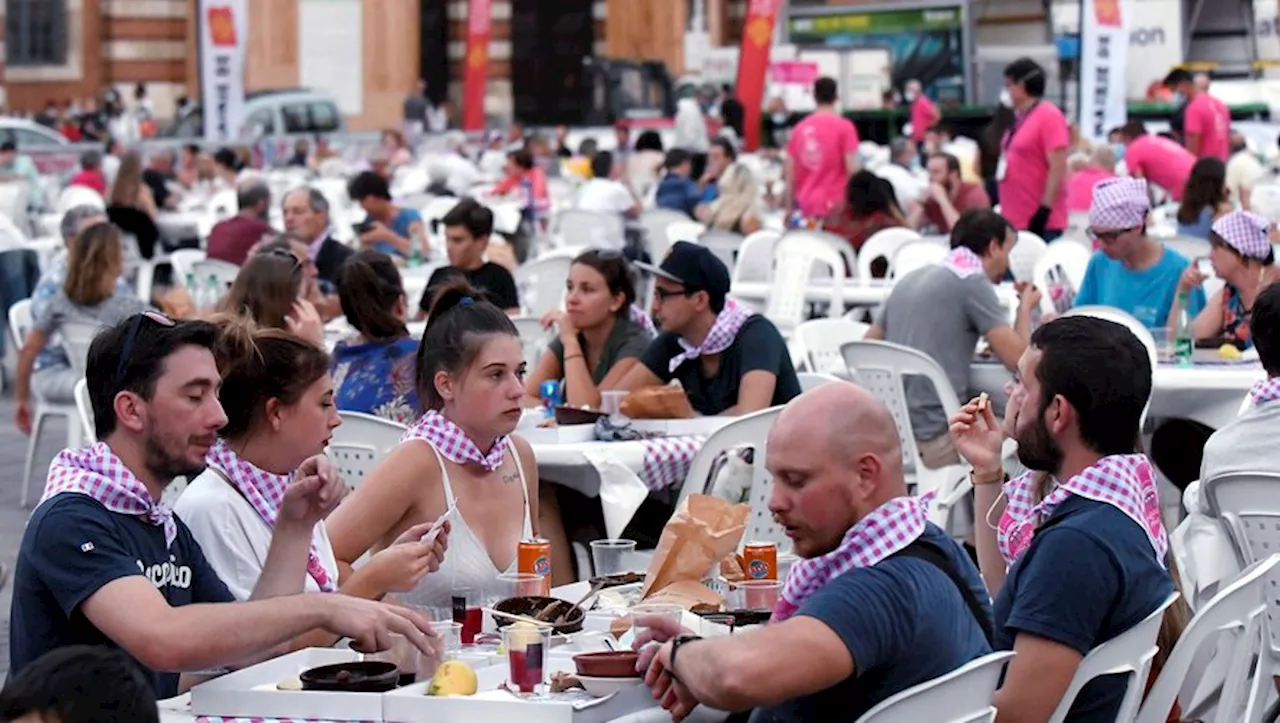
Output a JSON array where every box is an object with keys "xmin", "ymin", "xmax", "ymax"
[
  {"xmin": 520, "ymin": 424, "xmax": 598, "ymax": 445},
  {"xmin": 628, "ymin": 417, "xmax": 733, "ymax": 437},
  {"xmin": 189, "ymin": 648, "xmax": 387, "ymax": 721}
]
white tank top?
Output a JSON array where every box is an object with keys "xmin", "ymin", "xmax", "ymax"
[{"xmin": 399, "ymin": 441, "xmax": 533, "ymax": 612}]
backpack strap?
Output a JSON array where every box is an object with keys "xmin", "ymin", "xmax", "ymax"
[{"xmin": 891, "ymin": 539, "xmax": 995, "ymax": 646}]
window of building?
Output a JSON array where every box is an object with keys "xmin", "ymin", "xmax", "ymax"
[{"xmin": 4, "ymin": 0, "xmax": 68, "ymax": 67}]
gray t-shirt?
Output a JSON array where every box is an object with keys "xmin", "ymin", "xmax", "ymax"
[
  {"xmin": 875, "ymin": 265, "xmax": 1007, "ymax": 440},
  {"xmin": 34, "ymin": 288, "xmax": 149, "ymax": 368},
  {"xmin": 548, "ymin": 315, "xmax": 652, "ymax": 385}
]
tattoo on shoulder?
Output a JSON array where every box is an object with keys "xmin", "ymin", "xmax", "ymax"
[{"xmin": 502, "ymin": 472, "xmax": 521, "ymax": 485}]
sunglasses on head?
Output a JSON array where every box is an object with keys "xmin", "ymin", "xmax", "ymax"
[
  {"xmin": 114, "ymin": 311, "xmax": 176, "ymax": 391},
  {"xmin": 264, "ymin": 247, "xmax": 303, "ymax": 271}
]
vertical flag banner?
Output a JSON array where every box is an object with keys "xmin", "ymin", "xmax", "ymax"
[
  {"xmin": 735, "ymin": 0, "xmax": 781, "ymax": 150},
  {"xmin": 462, "ymin": 0, "xmax": 492, "ymax": 132},
  {"xmin": 198, "ymin": 0, "xmax": 247, "ymax": 142},
  {"xmin": 1079, "ymin": 0, "xmax": 1129, "ymax": 142}
]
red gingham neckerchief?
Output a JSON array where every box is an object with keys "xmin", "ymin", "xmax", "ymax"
[
  {"xmin": 943, "ymin": 246, "xmax": 984, "ymax": 279},
  {"xmin": 205, "ymin": 440, "xmax": 337, "ymax": 592},
  {"xmin": 41, "ymin": 442, "xmax": 176, "ymax": 547},
  {"xmin": 669, "ymin": 299, "xmax": 754, "ymax": 373},
  {"xmin": 997, "ymin": 454, "xmax": 1168, "ymax": 567},
  {"xmin": 771, "ymin": 492, "xmax": 935, "ymax": 623},
  {"xmin": 1250, "ymin": 377, "xmax": 1280, "ymax": 406},
  {"xmin": 402, "ymin": 410, "xmax": 509, "ymax": 472}
]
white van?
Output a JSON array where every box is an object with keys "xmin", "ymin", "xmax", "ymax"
[{"xmin": 169, "ymin": 88, "xmax": 345, "ymax": 139}]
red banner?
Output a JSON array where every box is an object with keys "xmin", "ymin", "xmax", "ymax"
[
  {"xmin": 462, "ymin": 0, "xmax": 491, "ymax": 132},
  {"xmin": 734, "ymin": 0, "xmax": 780, "ymax": 151}
]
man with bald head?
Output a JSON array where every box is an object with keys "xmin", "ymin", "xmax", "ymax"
[{"xmin": 636, "ymin": 384, "xmax": 992, "ymax": 722}]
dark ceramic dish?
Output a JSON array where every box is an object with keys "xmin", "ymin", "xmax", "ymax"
[
  {"xmin": 298, "ymin": 661, "xmax": 400, "ymax": 692},
  {"xmin": 554, "ymin": 406, "xmax": 607, "ymax": 426},
  {"xmin": 494, "ymin": 595, "xmax": 585, "ymax": 634}
]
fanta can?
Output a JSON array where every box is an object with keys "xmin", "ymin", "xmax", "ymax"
[
  {"xmin": 518, "ymin": 538, "xmax": 553, "ymax": 595},
  {"xmin": 743, "ymin": 541, "xmax": 778, "ymax": 581}
]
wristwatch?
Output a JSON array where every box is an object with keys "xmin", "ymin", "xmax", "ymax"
[{"xmin": 668, "ymin": 634, "xmax": 703, "ymax": 682}]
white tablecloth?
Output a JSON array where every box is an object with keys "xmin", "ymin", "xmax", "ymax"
[
  {"xmin": 156, "ymin": 211, "xmax": 202, "ymax": 243},
  {"xmin": 731, "ymin": 278, "xmax": 1021, "ymax": 314}
]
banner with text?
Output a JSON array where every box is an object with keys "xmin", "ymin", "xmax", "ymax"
[
  {"xmin": 736, "ymin": 0, "xmax": 782, "ymax": 150},
  {"xmin": 462, "ymin": 0, "xmax": 491, "ymax": 132},
  {"xmin": 198, "ymin": 0, "xmax": 247, "ymax": 142},
  {"xmin": 1079, "ymin": 0, "xmax": 1129, "ymax": 142}
]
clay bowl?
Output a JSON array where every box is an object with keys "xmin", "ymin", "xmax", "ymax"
[
  {"xmin": 494, "ymin": 595, "xmax": 586, "ymax": 635},
  {"xmin": 299, "ymin": 661, "xmax": 399, "ymax": 692},
  {"xmin": 572, "ymin": 651, "xmax": 641, "ymax": 678}
]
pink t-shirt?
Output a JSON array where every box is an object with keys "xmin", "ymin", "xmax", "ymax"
[
  {"xmin": 998, "ymin": 102, "xmax": 1070, "ymax": 231},
  {"xmin": 1184, "ymin": 94, "xmax": 1230, "ymax": 161},
  {"xmin": 1065, "ymin": 167, "xmax": 1114, "ymax": 213},
  {"xmin": 1124, "ymin": 134, "xmax": 1196, "ymax": 200},
  {"xmin": 909, "ymin": 96, "xmax": 937, "ymax": 142},
  {"xmin": 787, "ymin": 111, "xmax": 860, "ymax": 218}
]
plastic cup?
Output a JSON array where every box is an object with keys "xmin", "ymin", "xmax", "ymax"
[
  {"xmin": 626, "ymin": 602, "xmax": 685, "ymax": 645},
  {"xmin": 601, "ymin": 390, "xmax": 627, "ymax": 417},
  {"xmin": 590, "ymin": 538, "xmax": 637, "ymax": 576},
  {"xmin": 430, "ymin": 620, "xmax": 463, "ymax": 655},
  {"xmin": 504, "ymin": 625, "xmax": 552, "ymax": 693},
  {"xmin": 729, "ymin": 580, "xmax": 781, "ymax": 612},
  {"xmin": 497, "ymin": 571, "xmax": 546, "ymax": 599},
  {"xmin": 450, "ymin": 588, "xmax": 482, "ymax": 644}
]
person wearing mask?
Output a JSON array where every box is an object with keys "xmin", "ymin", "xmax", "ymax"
[
  {"xmin": 1063, "ymin": 146, "xmax": 1116, "ymax": 214},
  {"xmin": 704, "ymin": 163, "xmax": 764, "ymax": 235},
  {"xmin": 674, "ymin": 94, "xmax": 711, "ymax": 180},
  {"xmin": 867, "ymin": 209, "xmax": 1037, "ymax": 470},
  {"xmin": 1164, "ymin": 68, "xmax": 1230, "ymax": 160},
  {"xmin": 67, "ymin": 150, "xmax": 107, "ymax": 196},
  {"xmin": 1119, "ymin": 121, "xmax": 1196, "ymax": 201},
  {"xmin": 634, "ymin": 385, "xmax": 992, "ymax": 722},
  {"xmin": 574, "ymin": 151, "xmax": 642, "ymax": 248},
  {"xmin": 419, "ymin": 199, "xmax": 519, "ymax": 315},
  {"xmin": 719, "ymin": 84, "xmax": 745, "ymax": 141},
  {"xmin": 785, "ymin": 77, "xmax": 860, "ymax": 221},
  {"xmin": 1175, "ymin": 157, "xmax": 1232, "ymax": 239},
  {"xmin": 1076, "ymin": 178, "xmax": 1206, "ymax": 329},
  {"xmin": 206, "ymin": 179, "xmax": 275, "ymax": 266},
  {"xmin": 0, "ymin": 141, "xmax": 44, "ymax": 211},
  {"xmin": 949, "ymin": 315, "xmax": 1178, "ymax": 722},
  {"xmin": 218, "ymin": 249, "xmax": 324, "ymax": 346},
  {"xmin": 824, "ymin": 172, "xmax": 907, "ymax": 269},
  {"xmin": 15, "ymin": 222, "xmax": 150, "ymax": 434},
  {"xmin": 327, "ymin": 282, "xmax": 540, "ymax": 612},
  {"xmin": 177, "ymin": 320, "xmax": 447, "ymax": 629},
  {"xmin": 9, "ymin": 313, "xmax": 441, "ymax": 698},
  {"xmin": 875, "ymin": 137, "xmax": 928, "ymax": 212},
  {"xmin": 905, "ymin": 79, "xmax": 941, "ymax": 148},
  {"xmin": 697, "ymin": 137, "xmax": 738, "ymax": 208},
  {"xmin": 619, "ymin": 242, "xmax": 801, "ymax": 416},
  {"xmin": 1225, "ymin": 131, "xmax": 1265, "ymax": 210},
  {"xmin": 1171, "ymin": 210, "xmax": 1279, "ymax": 348},
  {"xmin": 998, "ymin": 57, "xmax": 1069, "ymax": 240},
  {"xmin": 281, "ymin": 187, "xmax": 355, "ymax": 288},
  {"xmin": 914, "ymin": 152, "xmax": 991, "ymax": 233},
  {"xmin": 654, "ymin": 149, "xmax": 705, "ymax": 219},
  {"xmin": 331, "ymin": 251, "xmax": 422, "ymax": 423},
  {"xmin": 345, "ymin": 171, "xmax": 426, "ymax": 261}
]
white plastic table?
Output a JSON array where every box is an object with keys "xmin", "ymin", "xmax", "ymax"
[{"xmin": 731, "ymin": 278, "xmax": 1021, "ymax": 313}]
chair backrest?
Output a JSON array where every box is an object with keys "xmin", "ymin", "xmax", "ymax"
[
  {"xmin": 890, "ymin": 241, "xmax": 948, "ymax": 279},
  {"xmin": 1061, "ymin": 305, "xmax": 1157, "ymax": 379},
  {"xmin": 1135, "ymin": 555, "xmax": 1277, "ymax": 723},
  {"xmin": 327, "ymin": 412, "xmax": 408, "ymax": 488},
  {"xmin": 510, "ymin": 316, "xmax": 553, "ymax": 371},
  {"xmin": 665, "ymin": 220, "xmax": 708, "ymax": 248},
  {"xmin": 794, "ymin": 318, "xmax": 870, "ymax": 374},
  {"xmin": 513, "ymin": 253, "xmax": 572, "ymax": 317},
  {"xmin": 9, "ymin": 297, "xmax": 32, "ymax": 353},
  {"xmin": 789, "ymin": 229, "xmax": 857, "ymax": 277},
  {"xmin": 698, "ymin": 229, "xmax": 744, "ymax": 272},
  {"xmin": 677, "ymin": 406, "xmax": 787, "ymax": 546},
  {"xmin": 637, "ymin": 208, "xmax": 692, "ymax": 261},
  {"xmin": 797, "ymin": 371, "xmax": 844, "ymax": 392},
  {"xmin": 60, "ymin": 321, "xmax": 102, "ymax": 377},
  {"xmin": 731, "ymin": 229, "xmax": 781, "ymax": 284},
  {"xmin": 766, "ymin": 233, "xmax": 846, "ymax": 335},
  {"xmin": 856, "ymin": 651, "xmax": 1015, "ymax": 723},
  {"xmin": 1201, "ymin": 471, "xmax": 1280, "ymax": 658},
  {"xmin": 1047, "ymin": 593, "xmax": 1179, "ymax": 723},
  {"xmin": 56, "ymin": 185, "xmax": 106, "ymax": 215},
  {"xmin": 168, "ymin": 249, "xmax": 208, "ymax": 287},
  {"xmin": 858, "ymin": 227, "xmax": 922, "ymax": 279},
  {"xmin": 1032, "ymin": 240, "xmax": 1092, "ymax": 314},
  {"xmin": 191, "ymin": 258, "xmax": 242, "ymax": 299},
  {"xmin": 1009, "ymin": 231, "xmax": 1048, "ymax": 282},
  {"xmin": 554, "ymin": 208, "xmax": 624, "ymax": 251},
  {"xmin": 74, "ymin": 377, "xmax": 96, "ymax": 444}
]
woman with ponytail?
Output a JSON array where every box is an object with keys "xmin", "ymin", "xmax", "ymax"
[
  {"xmin": 331, "ymin": 250, "xmax": 420, "ymax": 423},
  {"xmin": 328, "ymin": 280, "xmax": 540, "ymax": 612},
  {"xmin": 176, "ymin": 319, "xmax": 449, "ymax": 649}
]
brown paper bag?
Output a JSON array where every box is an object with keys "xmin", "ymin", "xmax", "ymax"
[{"xmin": 641, "ymin": 494, "xmax": 750, "ymax": 600}]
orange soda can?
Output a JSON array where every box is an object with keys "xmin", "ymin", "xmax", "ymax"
[
  {"xmin": 743, "ymin": 541, "xmax": 778, "ymax": 580},
  {"xmin": 518, "ymin": 538, "xmax": 553, "ymax": 595}
]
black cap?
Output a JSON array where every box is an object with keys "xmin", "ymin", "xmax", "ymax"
[{"xmin": 636, "ymin": 241, "xmax": 731, "ymax": 311}]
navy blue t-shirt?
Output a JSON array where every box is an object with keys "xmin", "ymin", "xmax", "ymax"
[
  {"xmin": 750, "ymin": 524, "xmax": 993, "ymax": 723},
  {"xmin": 8, "ymin": 493, "xmax": 235, "ymax": 699},
  {"xmin": 992, "ymin": 496, "xmax": 1173, "ymax": 722}
]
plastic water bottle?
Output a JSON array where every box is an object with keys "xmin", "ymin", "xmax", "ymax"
[
  {"xmin": 409, "ymin": 227, "xmax": 423, "ymax": 268},
  {"xmin": 205, "ymin": 274, "xmax": 222, "ymax": 311},
  {"xmin": 1173, "ymin": 291, "xmax": 1194, "ymax": 367}
]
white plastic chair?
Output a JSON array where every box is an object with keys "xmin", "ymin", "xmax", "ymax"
[
  {"xmin": 553, "ymin": 208, "xmax": 624, "ymax": 251},
  {"xmin": 514, "ymin": 253, "xmax": 572, "ymax": 318},
  {"xmin": 1032, "ymin": 241, "xmax": 1092, "ymax": 315},
  {"xmin": 856, "ymin": 651, "xmax": 1015, "ymax": 723},
  {"xmin": 55, "ymin": 185, "xmax": 105, "ymax": 215},
  {"xmin": 59, "ymin": 321, "xmax": 101, "ymax": 377},
  {"xmin": 11, "ymin": 299, "xmax": 81, "ymax": 507},
  {"xmin": 637, "ymin": 208, "xmax": 691, "ymax": 261},
  {"xmin": 797, "ymin": 372, "xmax": 845, "ymax": 392},
  {"xmin": 327, "ymin": 412, "xmax": 408, "ymax": 489},
  {"xmin": 765, "ymin": 233, "xmax": 846, "ymax": 337},
  {"xmin": 731, "ymin": 229, "xmax": 781, "ymax": 285},
  {"xmin": 794, "ymin": 318, "xmax": 869, "ymax": 374},
  {"xmin": 74, "ymin": 377, "xmax": 95, "ymax": 444},
  {"xmin": 890, "ymin": 241, "xmax": 948, "ymax": 279},
  {"xmin": 1047, "ymin": 593, "xmax": 1180, "ymax": 723},
  {"xmin": 190, "ymin": 258, "xmax": 242, "ymax": 301},
  {"xmin": 858, "ymin": 227, "xmax": 922, "ymax": 279},
  {"xmin": 1009, "ymin": 231, "xmax": 1048, "ymax": 283},
  {"xmin": 1135, "ymin": 555, "xmax": 1277, "ymax": 723},
  {"xmin": 168, "ymin": 249, "xmax": 208, "ymax": 287},
  {"xmin": 665, "ymin": 220, "xmax": 707, "ymax": 248},
  {"xmin": 840, "ymin": 340, "xmax": 970, "ymax": 524},
  {"xmin": 510, "ymin": 316, "xmax": 553, "ymax": 371},
  {"xmin": 697, "ymin": 229, "xmax": 743, "ymax": 272}
]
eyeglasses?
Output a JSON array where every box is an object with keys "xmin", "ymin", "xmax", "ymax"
[
  {"xmin": 1086, "ymin": 227, "xmax": 1135, "ymax": 243},
  {"xmin": 113, "ymin": 310, "xmax": 176, "ymax": 391}
]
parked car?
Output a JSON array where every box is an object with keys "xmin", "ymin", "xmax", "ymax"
[{"xmin": 168, "ymin": 88, "xmax": 345, "ymax": 139}]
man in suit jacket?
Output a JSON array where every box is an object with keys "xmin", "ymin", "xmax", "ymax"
[{"xmin": 281, "ymin": 187, "xmax": 354, "ymax": 288}]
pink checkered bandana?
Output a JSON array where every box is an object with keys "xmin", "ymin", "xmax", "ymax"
[
  {"xmin": 205, "ymin": 440, "xmax": 336, "ymax": 593},
  {"xmin": 1213, "ymin": 210, "xmax": 1272, "ymax": 260},
  {"xmin": 943, "ymin": 246, "xmax": 985, "ymax": 279},
  {"xmin": 997, "ymin": 454, "xmax": 1168, "ymax": 567},
  {"xmin": 402, "ymin": 410, "xmax": 510, "ymax": 472},
  {"xmin": 669, "ymin": 299, "xmax": 754, "ymax": 373},
  {"xmin": 1250, "ymin": 377, "xmax": 1280, "ymax": 405},
  {"xmin": 772, "ymin": 492, "xmax": 935, "ymax": 623},
  {"xmin": 641, "ymin": 435, "xmax": 705, "ymax": 491},
  {"xmin": 1090, "ymin": 177, "xmax": 1150, "ymax": 230},
  {"xmin": 629, "ymin": 305, "xmax": 658, "ymax": 337},
  {"xmin": 41, "ymin": 442, "xmax": 176, "ymax": 547}
]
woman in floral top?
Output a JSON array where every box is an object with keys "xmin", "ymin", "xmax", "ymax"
[{"xmin": 330, "ymin": 251, "xmax": 420, "ymax": 423}]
